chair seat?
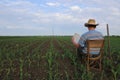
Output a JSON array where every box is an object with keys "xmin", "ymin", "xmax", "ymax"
[{"xmin": 89, "ymin": 55, "xmax": 101, "ymax": 60}]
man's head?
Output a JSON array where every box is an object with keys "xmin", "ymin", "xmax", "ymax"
[{"xmin": 84, "ymin": 19, "xmax": 99, "ymax": 28}]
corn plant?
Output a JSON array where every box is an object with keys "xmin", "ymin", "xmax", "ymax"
[
  {"xmin": 65, "ymin": 71, "xmax": 70, "ymax": 80},
  {"xmin": 19, "ymin": 58, "xmax": 24, "ymax": 80},
  {"xmin": 45, "ymin": 42, "xmax": 55, "ymax": 80}
]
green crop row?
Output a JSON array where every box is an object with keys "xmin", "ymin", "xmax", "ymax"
[{"xmin": 0, "ymin": 36, "xmax": 120, "ymax": 80}]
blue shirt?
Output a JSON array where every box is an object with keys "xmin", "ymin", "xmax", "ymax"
[{"xmin": 79, "ymin": 30, "xmax": 104, "ymax": 54}]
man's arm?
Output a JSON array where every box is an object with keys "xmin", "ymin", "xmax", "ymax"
[{"xmin": 72, "ymin": 37, "xmax": 80, "ymax": 48}]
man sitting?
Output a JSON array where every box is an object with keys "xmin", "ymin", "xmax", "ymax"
[{"xmin": 72, "ymin": 19, "xmax": 104, "ymax": 60}]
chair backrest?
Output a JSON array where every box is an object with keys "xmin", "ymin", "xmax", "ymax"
[{"xmin": 86, "ymin": 39, "xmax": 104, "ymax": 55}]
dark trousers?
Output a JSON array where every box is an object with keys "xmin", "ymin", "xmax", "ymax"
[{"xmin": 77, "ymin": 46, "xmax": 86, "ymax": 61}]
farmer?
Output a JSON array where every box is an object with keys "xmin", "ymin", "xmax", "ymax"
[{"xmin": 72, "ymin": 19, "xmax": 104, "ymax": 60}]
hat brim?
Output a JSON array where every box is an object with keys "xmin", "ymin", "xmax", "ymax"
[{"xmin": 85, "ymin": 23, "xmax": 99, "ymax": 27}]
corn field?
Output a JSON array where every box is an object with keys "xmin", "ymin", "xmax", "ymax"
[{"xmin": 0, "ymin": 36, "xmax": 120, "ymax": 80}]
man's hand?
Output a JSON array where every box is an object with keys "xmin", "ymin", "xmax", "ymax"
[{"xmin": 71, "ymin": 37, "xmax": 80, "ymax": 48}]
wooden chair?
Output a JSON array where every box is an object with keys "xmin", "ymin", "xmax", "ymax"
[{"xmin": 85, "ymin": 39, "xmax": 104, "ymax": 71}]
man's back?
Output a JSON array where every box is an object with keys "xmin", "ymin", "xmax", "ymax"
[
  {"xmin": 79, "ymin": 30, "xmax": 104, "ymax": 54},
  {"xmin": 83, "ymin": 30, "xmax": 103, "ymax": 40}
]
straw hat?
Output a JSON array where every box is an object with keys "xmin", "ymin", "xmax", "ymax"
[{"xmin": 85, "ymin": 19, "xmax": 99, "ymax": 27}]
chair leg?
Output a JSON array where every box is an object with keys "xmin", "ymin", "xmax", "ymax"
[
  {"xmin": 87, "ymin": 59, "xmax": 90, "ymax": 71},
  {"xmin": 99, "ymin": 59, "xmax": 102, "ymax": 71}
]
